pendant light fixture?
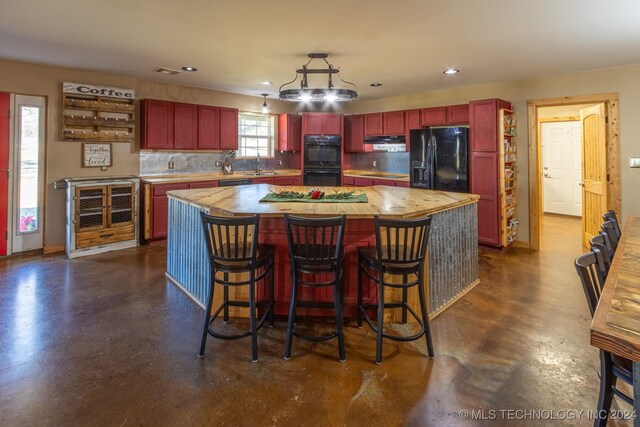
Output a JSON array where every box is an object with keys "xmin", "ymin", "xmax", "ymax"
[
  {"xmin": 279, "ymin": 53, "xmax": 358, "ymax": 102},
  {"xmin": 260, "ymin": 93, "xmax": 269, "ymax": 114}
]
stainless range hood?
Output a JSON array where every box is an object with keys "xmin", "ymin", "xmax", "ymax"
[{"xmin": 364, "ymin": 135, "xmax": 407, "ymax": 152}]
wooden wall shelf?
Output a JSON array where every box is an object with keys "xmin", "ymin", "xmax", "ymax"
[{"xmin": 62, "ymin": 93, "xmax": 135, "ymax": 142}]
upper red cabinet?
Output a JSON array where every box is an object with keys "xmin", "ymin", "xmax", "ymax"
[
  {"xmin": 173, "ymin": 102, "xmax": 198, "ymax": 150},
  {"xmin": 364, "ymin": 111, "xmax": 405, "ymax": 136},
  {"xmin": 142, "ymin": 99, "xmax": 174, "ymax": 149},
  {"xmin": 345, "ymin": 115, "xmax": 373, "ymax": 153},
  {"xmin": 197, "ymin": 105, "xmax": 220, "ymax": 150},
  {"xmin": 446, "ymin": 104, "xmax": 470, "ymax": 124},
  {"xmin": 469, "ymin": 99, "xmax": 510, "ymax": 152},
  {"xmin": 302, "ymin": 113, "xmax": 343, "ymax": 135},
  {"xmin": 420, "ymin": 107, "xmax": 447, "ymax": 127},
  {"xmin": 384, "ymin": 111, "xmax": 406, "ymax": 135},
  {"xmin": 364, "ymin": 113, "xmax": 384, "ymax": 136},
  {"xmin": 142, "ymin": 99, "xmax": 238, "ymax": 151},
  {"xmin": 278, "ymin": 114, "xmax": 302, "ymax": 151},
  {"xmin": 218, "ymin": 107, "xmax": 239, "ymax": 150}
]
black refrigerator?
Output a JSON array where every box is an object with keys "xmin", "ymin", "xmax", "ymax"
[{"xmin": 410, "ymin": 127, "xmax": 469, "ymax": 192}]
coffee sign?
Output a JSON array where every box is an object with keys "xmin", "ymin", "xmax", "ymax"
[{"xmin": 63, "ymin": 82, "xmax": 135, "ymax": 100}]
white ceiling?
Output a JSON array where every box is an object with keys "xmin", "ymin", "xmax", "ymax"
[{"xmin": 1, "ymin": 0, "xmax": 640, "ymax": 101}]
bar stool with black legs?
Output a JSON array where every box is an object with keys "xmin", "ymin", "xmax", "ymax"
[
  {"xmin": 357, "ymin": 215, "xmax": 434, "ymax": 364},
  {"xmin": 283, "ymin": 214, "xmax": 346, "ymax": 362},
  {"xmin": 198, "ymin": 212, "xmax": 275, "ymax": 362},
  {"xmin": 575, "ymin": 248, "xmax": 633, "ymax": 427}
]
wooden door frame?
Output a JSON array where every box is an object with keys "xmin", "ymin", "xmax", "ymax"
[{"xmin": 528, "ymin": 93, "xmax": 620, "ymax": 250}]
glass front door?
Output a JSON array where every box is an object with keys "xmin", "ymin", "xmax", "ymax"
[{"xmin": 12, "ymin": 95, "xmax": 45, "ymax": 253}]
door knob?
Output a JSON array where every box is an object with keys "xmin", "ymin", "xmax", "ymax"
[
  {"xmin": 543, "ymin": 173, "xmax": 551, "ymax": 178},
  {"xmin": 543, "ymin": 167, "xmax": 548, "ymax": 170},
  {"xmin": 579, "ymin": 182, "xmax": 585, "ymax": 187}
]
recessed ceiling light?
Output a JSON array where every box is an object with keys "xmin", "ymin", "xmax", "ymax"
[
  {"xmin": 181, "ymin": 66, "xmax": 198, "ymax": 72},
  {"xmin": 443, "ymin": 68, "xmax": 459, "ymax": 75},
  {"xmin": 155, "ymin": 67, "xmax": 181, "ymax": 75},
  {"xmin": 370, "ymin": 83, "xmax": 383, "ymax": 87},
  {"xmin": 261, "ymin": 81, "xmax": 273, "ymax": 85}
]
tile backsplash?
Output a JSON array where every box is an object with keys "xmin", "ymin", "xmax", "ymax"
[
  {"xmin": 139, "ymin": 151, "xmax": 298, "ymax": 176},
  {"xmin": 345, "ymin": 152, "xmax": 410, "ymax": 174}
]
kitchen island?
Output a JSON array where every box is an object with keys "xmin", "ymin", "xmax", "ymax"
[{"xmin": 166, "ymin": 185, "xmax": 479, "ymax": 321}]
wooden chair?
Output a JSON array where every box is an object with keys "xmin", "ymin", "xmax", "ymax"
[
  {"xmin": 589, "ymin": 231, "xmax": 614, "ymax": 279},
  {"xmin": 574, "ymin": 248, "xmax": 633, "ymax": 426},
  {"xmin": 603, "ymin": 210, "xmax": 621, "ymax": 238},
  {"xmin": 602, "ymin": 219, "xmax": 621, "ymax": 252},
  {"xmin": 357, "ymin": 215, "xmax": 434, "ymax": 364},
  {"xmin": 198, "ymin": 212, "xmax": 275, "ymax": 362},
  {"xmin": 283, "ymin": 214, "xmax": 347, "ymax": 362}
]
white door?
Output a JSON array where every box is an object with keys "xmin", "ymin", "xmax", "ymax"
[
  {"xmin": 541, "ymin": 121, "xmax": 582, "ymax": 216},
  {"xmin": 11, "ymin": 95, "xmax": 46, "ymax": 253}
]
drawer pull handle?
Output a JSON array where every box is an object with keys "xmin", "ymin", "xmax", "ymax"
[{"xmin": 100, "ymin": 233, "xmax": 114, "ymax": 238}]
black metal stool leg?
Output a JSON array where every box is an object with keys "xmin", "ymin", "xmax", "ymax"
[
  {"xmin": 357, "ymin": 254, "xmax": 363, "ymax": 328},
  {"xmin": 376, "ymin": 268, "xmax": 385, "ymax": 365},
  {"xmin": 417, "ymin": 268, "xmax": 434, "ymax": 358},
  {"xmin": 223, "ymin": 273, "xmax": 230, "ymax": 323},
  {"xmin": 402, "ymin": 273, "xmax": 408, "ymax": 324},
  {"xmin": 249, "ymin": 280, "xmax": 258, "ymax": 362},
  {"xmin": 198, "ymin": 267, "xmax": 216, "ymax": 357},
  {"xmin": 334, "ymin": 271, "xmax": 345, "ymax": 362},
  {"xmin": 269, "ymin": 264, "xmax": 275, "ymax": 326},
  {"xmin": 284, "ymin": 273, "xmax": 298, "ymax": 360}
]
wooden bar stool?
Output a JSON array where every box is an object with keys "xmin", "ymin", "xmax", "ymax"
[
  {"xmin": 357, "ymin": 215, "xmax": 434, "ymax": 364},
  {"xmin": 198, "ymin": 212, "xmax": 275, "ymax": 362},
  {"xmin": 575, "ymin": 249, "xmax": 633, "ymax": 426},
  {"xmin": 283, "ymin": 214, "xmax": 346, "ymax": 362}
]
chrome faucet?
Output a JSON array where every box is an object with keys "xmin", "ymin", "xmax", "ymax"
[{"xmin": 256, "ymin": 152, "xmax": 262, "ymax": 174}]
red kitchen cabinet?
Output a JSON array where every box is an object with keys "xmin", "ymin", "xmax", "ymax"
[
  {"xmin": 406, "ymin": 109, "xmax": 421, "ymax": 131},
  {"xmin": 219, "ymin": 107, "xmax": 239, "ymax": 150},
  {"xmin": 252, "ymin": 177, "xmax": 275, "ymax": 184},
  {"xmin": 302, "ymin": 113, "xmax": 343, "ymax": 135},
  {"xmin": 345, "ymin": 115, "xmax": 373, "ymax": 153},
  {"xmin": 197, "ymin": 105, "xmax": 220, "ymax": 150},
  {"xmin": 353, "ymin": 177, "xmax": 374, "ymax": 187},
  {"xmin": 469, "ymin": 98, "xmax": 512, "ymax": 247},
  {"xmin": 273, "ymin": 176, "xmax": 297, "ymax": 186},
  {"xmin": 278, "ymin": 114, "xmax": 302, "ymax": 151},
  {"xmin": 384, "ymin": 111, "xmax": 406, "ymax": 135},
  {"xmin": 395, "ymin": 181, "xmax": 410, "ymax": 188},
  {"xmin": 446, "ymin": 104, "xmax": 469, "ymax": 124},
  {"xmin": 173, "ymin": 102, "xmax": 198, "ymax": 150},
  {"xmin": 373, "ymin": 179, "xmax": 395, "ymax": 186},
  {"xmin": 188, "ymin": 181, "xmax": 219, "ymax": 189},
  {"xmin": 420, "ymin": 107, "xmax": 446, "ymax": 127},
  {"xmin": 364, "ymin": 113, "xmax": 384, "ymax": 136},
  {"xmin": 151, "ymin": 183, "xmax": 189, "ymax": 239},
  {"xmin": 142, "ymin": 99, "xmax": 174, "ymax": 149},
  {"xmin": 343, "ymin": 176, "xmax": 355, "ymax": 186}
]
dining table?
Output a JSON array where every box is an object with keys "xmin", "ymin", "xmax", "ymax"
[{"xmin": 591, "ymin": 216, "xmax": 640, "ymax": 425}]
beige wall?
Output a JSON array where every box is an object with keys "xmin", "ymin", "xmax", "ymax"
[
  {"xmin": 344, "ymin": 64, "xmax": 640, "ymax": 244},
  {"xmin": 0, "ymin": 59, "xmax": 297, "ymax": 249},
  {"xmin": 538, "ymin": 103, "xmax": 595, "ymax": 119}
]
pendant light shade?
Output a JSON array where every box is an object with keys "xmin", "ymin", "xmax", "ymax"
[
  {"xmin": 279, "ymin": 53, "xmax": 357, "ymax": 102},
  {"xmin": 261, "ymin": 93, "xmax": 269, "ymax": 114}
]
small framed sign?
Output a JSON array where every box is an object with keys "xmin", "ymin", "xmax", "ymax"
[{"xmin": 82, "ymin": 143, "xmax": 112, "ymax": 168}]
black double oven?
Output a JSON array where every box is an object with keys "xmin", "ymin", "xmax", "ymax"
[{"xmin": 303, "ymin": 135, "xmax": 342, "ymax": 186}]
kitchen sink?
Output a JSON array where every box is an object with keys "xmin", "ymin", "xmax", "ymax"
[{"xmin": 241, "ymin": 171, "xmax": 277, "ymax": 176}]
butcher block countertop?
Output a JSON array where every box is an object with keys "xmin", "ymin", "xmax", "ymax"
[
  {"xmin": 342, "ymin": 169, "xmax": 410, "ymax": 182},
  {"xmin": 168, "ymin": 184, "xmax": 478, "ymax": 219},
  {"xmin": 139, "ymin": 169, "xmax": 301, "ymax": 184}
]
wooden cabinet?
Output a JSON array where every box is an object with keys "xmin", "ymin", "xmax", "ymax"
[
  {"xmin": 343, "ymin": 176, "xmax": 355, "ymax": 186},
  {"xmin": 67, "ymin": 180, "xmax": 139, "ymax": 258},
  {"xmin": 197, "ymin": 105, "xmax": 220, "ymax": 150},
  {"xmin": 150, "ymin": 183, "xmax": 189, "ymax": 239},
  {"xmin": 252, "ymin": 177, "xmax": 274, "ymax": 184},
  {"xmin": 278, "ymin": 114, "xmax": 302, "ymax": 151},
  {"xmin": 302, "ymin": 113, "xmax": 343, "ymax": 135},
  {"xmin": 420, "ymin": 107, "xmax": 447, "ymax": 127},
  {"xmin": 384, "ymin": 111, "xmax": 406, "ymax": 135},
  {"xmin": 173, "ymin": 102, "xmax": 198, "ymax": 150},
  {"xmin": 364, "ymin": 113, "xmax": 384, "ymax": 136},
  {"xmin": 219, "ymin": 107, "xmax": 239, "ymax": 150},
  {"xmin": 353, "ymin": 177, "xmax": 374, "ymax": 187},
  {"xmin": 188, "ymin": 181, "xmax": 219, "ymax": 189},
  {"xmin": 469, "ymin": 98, "xmax": 513, "ymax": 247},
  {"xmin": 273, "ymin": 176, "xmax": 299, "ymax": 186},
  {"xmin": 447, "ymin": 104, "xmax": 470, "ymax": 124},
  {"xmin": 142, "ymin": 99, "xmax": 174, "ymax": 149},
  {"xmin": 347, "ymin": 176, "xmax": 408, "ymax": 187},
  {"xmin": 345, "ymin": 115, "xmax": 373, "ymax": 153},
  {"xmin": 142, "ymin": 99, "xmax": 237, "ymax": 151},
  {"xmin": 364, "ymin": 111, "xmax": 406, "ymax": 136}
]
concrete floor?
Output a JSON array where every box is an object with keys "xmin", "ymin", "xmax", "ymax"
[{"xmin": 0, "ymin": 215, "xmax": 632, "ymax": 426}]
